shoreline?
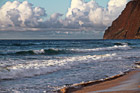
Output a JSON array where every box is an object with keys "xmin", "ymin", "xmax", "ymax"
[{"xmin": 58, "ymin": 63, "xmax": 140, "ymax": 93}]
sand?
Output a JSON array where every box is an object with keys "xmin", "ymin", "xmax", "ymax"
[{"xmin": 59, "ymin": 69, "xmax": 140, "ymax": 93}]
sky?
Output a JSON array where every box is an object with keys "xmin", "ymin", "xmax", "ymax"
[
  {"xmin": 0, "ymin": 0, "xmax": 128, "ymax": 39},
  {"xmin": 0, "ymin": 0, "xmax": 109, "ymax": 15}
]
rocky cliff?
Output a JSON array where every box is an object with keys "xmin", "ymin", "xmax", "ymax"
[{"xmin": 104, "ymin": 0, "xmax": 140, "ymax": 39}]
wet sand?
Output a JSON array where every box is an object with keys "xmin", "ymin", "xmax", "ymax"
[{"xmin": 59, "ymin": 69, "xmax": 140, "ymax": 93}]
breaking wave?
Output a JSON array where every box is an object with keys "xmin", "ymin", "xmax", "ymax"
[
  {"xmin": 0, "ymin": 49, "xmax": 67, "ymax": 55},
  {"xmin": 70, "ymin": 44, "xmax": 131, "ymax": 52},
  {"xmin": 0, "ymin": 53, "xmax": 116, "ymax": 80},
  {"xmin": 15, "ymin": 49, "xmax": 67, "ymax": 55},
  {"xmin": 0, "ymin": 44, "xmax": 131, "ymax": 56}
]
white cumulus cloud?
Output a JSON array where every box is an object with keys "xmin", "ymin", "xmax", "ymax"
[
  {"xmin": 0, "ymin": 1, "xmax": 46, "ymax": 28},
  {"xmin": 0, "ymin": 0, "xmax": 128, "ymax": 32},
  {"xmin": 66, "ymin": 0, "xmax": 128, "ymax": 31}
]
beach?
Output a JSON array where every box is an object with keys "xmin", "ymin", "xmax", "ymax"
[{"xmin": 60, "ymin": 67, "xmax": 140, "ymax": 93}]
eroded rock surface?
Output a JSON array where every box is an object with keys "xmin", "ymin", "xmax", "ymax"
[{"xmin": 104, "ymin": 0, "xmax": 140, "ymax": 39}]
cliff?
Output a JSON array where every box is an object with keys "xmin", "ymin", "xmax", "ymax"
[{"xmin": 104, "ymin": 0, "xmax": 140, "ymax": 39}]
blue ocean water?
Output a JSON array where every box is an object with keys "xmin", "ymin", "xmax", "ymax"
[{"xmin": 0, "ymin": 39, "xmax": 140, "ymax": 92}]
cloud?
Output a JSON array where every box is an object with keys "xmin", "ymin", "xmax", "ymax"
[
  {"xmin": 0, "ymin": 0, "xmax": 128, "ymax": 32},
  {"xmin": 0, "ymin": 1, "xmax": 46, "ymax": 28},
  {"xmin": 7, "ymin": 9, "xmax": 22, "ymax": 27},
  {"xmin": 65, "ymin": 0, "xmax": 128, "ymax": 31},
  {"xmin": 50, "ymin": 13, "xmax": 63, "ymax": 21}
]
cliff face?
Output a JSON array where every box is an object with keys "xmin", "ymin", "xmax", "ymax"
[{"xmin": 104, "ymin": 0, "xmax": 140, "ymax": 39}]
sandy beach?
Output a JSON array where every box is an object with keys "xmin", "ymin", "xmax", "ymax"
[{"xmin": 59, "ymin": 68, "xmax": 140, "ymax": 93}]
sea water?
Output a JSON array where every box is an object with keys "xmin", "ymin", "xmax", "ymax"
[{"xmin": 0, "ymin": 39, "xmax": 140, "ymax": 92}]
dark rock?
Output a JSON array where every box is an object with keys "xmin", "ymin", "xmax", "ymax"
[{"xmin": 104, "ymin": 0, "xmax": 140, "ymax": 39}]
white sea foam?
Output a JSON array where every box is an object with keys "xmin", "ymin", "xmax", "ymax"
[
  {"xmin": 0, "ymin": 53, "xmax": 116, "ymax": 80},
  {"xmin": 33, "ymin": 49, "xmax": 45, "ymax": 54},
  {"xmin": 20, "ymin": 44, "xmax": 131, "ymax": 55},
  {"xmin": 70, "ymin": 44, "xmax": 131, "ymax": 52},
  {"xmin": 0, "ymin": 44, "xmax": 131, "ymax": 56},
  {"xmin": 33, "ymin": 44, "xmax": 131, "ymax": 54}
]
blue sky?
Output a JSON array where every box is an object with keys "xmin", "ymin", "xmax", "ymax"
[
  {"xmin": 0, "ymin": 0, "xmax": 127, "ymax": 39},
  {"xmin": 0, "ymin": 0, "xmax": 109, "ymax": 16}
]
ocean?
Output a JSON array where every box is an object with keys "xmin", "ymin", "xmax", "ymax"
[{"xmin": 0, "ymin": 39, "xmax": 140, "ymax": 92}]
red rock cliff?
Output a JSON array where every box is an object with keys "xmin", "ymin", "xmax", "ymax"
[{"xmin": 104, "ymin": 0, "xmax": 140, "ymax": 39}]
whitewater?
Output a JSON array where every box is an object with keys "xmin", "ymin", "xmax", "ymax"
[{"xmin": 0, "ymin": 40, "xmax": 140, "ymax": 92}]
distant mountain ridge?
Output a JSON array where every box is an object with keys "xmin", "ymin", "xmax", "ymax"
[{"xmin": 104, "ymin": 0, "xmax": 140, "ymax": 39}]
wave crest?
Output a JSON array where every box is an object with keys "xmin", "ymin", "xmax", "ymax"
[
  {"xmin": 0, "ymin": 53, "xmax": 116, "ymax": 80},
  {"xmin": 0, "ymin": 44, "xmax": 131, "ymax": 56},
  {"xmin": 16, "ymin": 49, "xmax": 66, "ymax": 55},
  {"xmin": 70, "ymin": 44, "xmax": 131, "ymax": 52}
]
